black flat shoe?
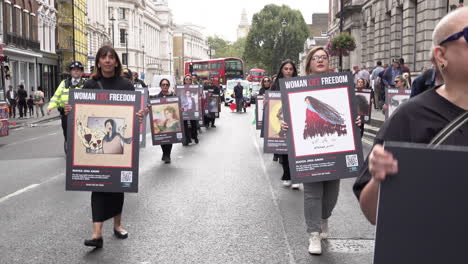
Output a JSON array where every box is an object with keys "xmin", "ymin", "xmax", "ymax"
[
  {"xmin": 114, "ymin": 229, "xmax": 128, "ymax": 239},
  {"xmin": 194, "ymin": 138, "xmax": 199, "ymax": 144},
  {"xmin": 84, "ymin": 237, "xmax": 103, "ymax": 248},
  {"xmin": 164, "ymin": 157, "xmax": 171, "ymax": 164}
]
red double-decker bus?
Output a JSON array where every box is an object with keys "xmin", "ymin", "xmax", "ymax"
[
  {"xmin": 185, "ymin": 57, "xmax": 244, "ymax": 85},
  {"xmin": 247, "ymin": 68, "xmax": 267, "ymax": 82}
]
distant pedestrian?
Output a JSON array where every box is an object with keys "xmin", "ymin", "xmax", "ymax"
[
  {"xmin": 399, "ymin": 58, "xmax": 411, "ymax": 74},
  {"xmin": 33, "ymin": 87, "xmax": 45, "ymax": 117},
  {"xmin": 182, "ymin": 74, "xmax": 199, "ymax": 146},
  {"xmin": 6, "ymin": 85, "xmax": 17, "ymax": 118},
  {"xmin": 27, "ymin": 95, "xmax": 34, "ymax": 117},
  {"xmin": 382, "ymin": 59, "xmax": 403, "ymax": 88},
  {"xmin": 371, "ymin": 61, "xmax": 385, "ymax": 109},
  {"xmin": 17, "ymin": 84, "xmax": 28, "ymax": 118},
  {"xmin": 157, "ymin": 78, "xmax": 176, "ymax": 164},
  {"xmin": 233, "ymin": 81, "xmax": 244, "ymax": 113}
]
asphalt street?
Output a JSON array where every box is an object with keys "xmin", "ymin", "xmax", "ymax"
[{"xmin": 0, "ymin": 106, "xmax": 375, "ymax": 264}]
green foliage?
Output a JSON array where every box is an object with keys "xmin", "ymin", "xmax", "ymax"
[
  {"xmin": 328, "ymin": 32, "xmax": 356, "ymax": 57},
  {"xmin": 207, "ymin": 36, "xmax": 245, "ymax": 59},
  {"xmin": 243, "ymin": 4, "xmax": 309, "ymax": 74}
]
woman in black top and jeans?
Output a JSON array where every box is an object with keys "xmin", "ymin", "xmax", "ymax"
[
  {"xmin": 63, "ymin": 45, "xmax": 146, "ymax": 248},
  {"xmin": 158, "ymin": 78, "xmax": 176, "ymax": 163}
]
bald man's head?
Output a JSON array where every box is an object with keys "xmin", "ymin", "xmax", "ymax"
[{"xmin": 433, "ymin": 7, "xmax": 468, "ymax": 46}]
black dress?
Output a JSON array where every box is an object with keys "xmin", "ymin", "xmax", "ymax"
[
  {"xmin": 83, "ymin": 76, "xmax": 135, "ymax": 222},
  {"xmin": 353, "ymin": 88, "xmax": 468, "ymax": 200}
]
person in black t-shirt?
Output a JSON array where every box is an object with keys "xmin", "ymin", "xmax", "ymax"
[
  {"xmin": 354, "ymin": 7, "xmax": 468, "ymax": 225},
  {"xmin": 64, "ymin": 45, "xmax": 146, "ymax": 249}
]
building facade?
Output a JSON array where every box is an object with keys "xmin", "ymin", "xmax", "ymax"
[
  {"xmin": 107, "ymin": 0, "xmax": 174, "ymax": 84},
  {"xmin": 86, "ymin": 0, "xmax": 111, "ymax": 72},
  {"xmin": 57, "ymin": 0, "xmax": 88, "ymax": 76},
  {"xmin": 173, "ymin": 24, "xmax": 209, "ymax": 83},
  {"xmin": 237, "ymin": 9, "xmax": 250, "ymax": 40},
  {"xmin": 37, "ymin": 0, "xmax": 58, "ymax": 99},
  {"xmin": 299, "ymin": 13, "xmax": 329, "ymax": 74},
  {"xmin": 1, "ymin": 0, "xmax": 41, "ymax": 96},
  {"xmin": 328, "ymin": 0, "xmax": 458, "ymax": 72}
]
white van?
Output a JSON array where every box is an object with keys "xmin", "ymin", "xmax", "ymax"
[{"xmin": 224, "ymin": 79, "xmax": 250, "ymax": 105}]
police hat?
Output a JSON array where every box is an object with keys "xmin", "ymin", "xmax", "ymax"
[{"xmin": 69, "ymin": 61, "xmax": 84, "ymax": 70}]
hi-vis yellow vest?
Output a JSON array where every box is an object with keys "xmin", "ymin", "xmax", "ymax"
[{"xmin": 48, "ymin": 78, "xmax": 85, "ymax": 110}]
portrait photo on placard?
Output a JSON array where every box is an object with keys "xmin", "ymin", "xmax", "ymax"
[
  {"xmin": 151, "ymin": 103, "xmax": 182, "ymax": 134},
  {"xmin": 268, "ymin": 100, "xmax": 285, "ymax": 139},
  {"xmin": 207, "ymin": 97, "xmax": 219, "ymax": 112},
  {"xmin": 178, "ymin": 90, "xmax": 199, "ymax": 112},
  {"xmin": 355, "ymin": 92, "xmax": 371, "ymax": 116},
  {"xmin": 288, "ymin": 87, "xmax": 355, "ymax": 157},
  {"xmin": 73, "ymin": 104, "xmax": 134, "ymax": 167}
]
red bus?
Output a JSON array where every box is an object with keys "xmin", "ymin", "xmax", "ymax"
[
  {"xmin": 247, "ymin": 68, "xmax": 267, "ymax": 82},
  {"xmin": 185, "ymin": 57, "xmax": 244, "ymax": 85}
]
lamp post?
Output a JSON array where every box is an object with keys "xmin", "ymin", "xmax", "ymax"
[
  {"xmin": 110, "ymin": 15, "xmax": 116, "ymax": 46},
  {"xmin": 169, "ymin": 52, "xmax": 172, "ymax": 75},
  {"xmin": 281, "ymin": 18, "xmax": 288, "ymax": 59},
  {"xmin": 125, "ymin": 32, "xmax": 128, "ymax": 68},
  {"xmin": 142, "ymin": 45, "xmax": 145, "ymax": 80}
]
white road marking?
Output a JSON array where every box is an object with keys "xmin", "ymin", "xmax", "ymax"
[
  {"xmin": 0, "ymin": 184, "xmax": 40, "ymax": 204},
  {"xmin": 251, "ymin": 126, "xmax": 296, "ymax": 264}
]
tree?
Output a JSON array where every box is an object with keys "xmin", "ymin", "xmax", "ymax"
[{"xmin": 243, "ymin": 4, "xmax": 309, "ymax": 75}]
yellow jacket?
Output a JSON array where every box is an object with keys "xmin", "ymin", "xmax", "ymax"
[{"xmin": 48, "ymin": 78, "xmax": 85, "ymax": 110}]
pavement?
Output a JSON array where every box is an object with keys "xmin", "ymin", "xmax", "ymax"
[
  {"xmin": 6, "ymin": 102, "xmax": 61, "ymax": 130},
  {"xmin": 0, "ymin": 105, "xmax": 376, "ymax": 264}
]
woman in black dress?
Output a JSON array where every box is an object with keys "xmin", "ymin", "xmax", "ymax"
[
  {"xmin": 77, "ymin": 45, "xmax": 145, "ymax": 248},
  {"xmin": 182, "ymin": 74, "xmax": 199, "ymax": 145},
  {"xmin": 158, "ymin": 78, "xmax": 176, "ymax": 163}
]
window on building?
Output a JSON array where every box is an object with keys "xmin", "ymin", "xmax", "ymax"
[
  {"xmin": 108, "ymin": 7, "xmax": 113, "ymax": 19},
  {"xmin": 12, "ymin": 5, "xmax": 17, "ymax": 34},
  {"xmin": 24, "ymin": 12, "xmax": 29, "ymax": 39},
  {"xmin": 0, "ymin": 2, "xmax": 3, "ymax": 36},
  {"xmin": 120, "ymin": 29, "xmax": 127, "ymax": 44},
  {"xmin": 119, "ymin": 8, "xmax": 126, "ymax": 20},
  {"xmin": 18, "ymin": 9, "xmax": 23, "ymax": 37},
  {"xmin": 122, "ymin": 53, "xmax": 128, "ymax": 65},
  {"xmin": 6, "ymin": 3, "xmax": 12, "ymax": 33}
]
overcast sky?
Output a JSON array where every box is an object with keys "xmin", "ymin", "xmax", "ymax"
[{"xmin": 168, "ymin": 1, "xmax": 329, "ymax": 42}]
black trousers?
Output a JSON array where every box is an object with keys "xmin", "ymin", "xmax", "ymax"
[
  {"xmin": 18, "ymin": 100, "xmax": 27, "ymax": 117},
  {"xmin": 235, "ymin": 98, "xmax": 243, "ymax": 112},
  {"xmin": 280, "ymin": 154, "xmax": 291, "ymax": 181},
  {"xmin": 183, "ymin": 120, "xmax": 198, "ymax": 142},
  {"xmin": 161, "ymin": 144, "xmax": 173, "ymax": 157},
  {"xmin": 8, "ymin": 100, "xmax": 16, "ymax": 118},
  {"xmin": 61, "ymin": 114, "xmax": 67, "ymax": 140}
]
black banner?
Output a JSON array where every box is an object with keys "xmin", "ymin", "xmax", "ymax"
[
  {"xmin": 149, "ymin": 96, "xmax": 185, "ymax": 145},
  {"xmin": 375, "ymin": 142, "xmax": 468, "ymax": 264},
  {"xmin": 280, "ymin": 73, "xmax": 364, "ymax": 183},
  {"xmin": 256, "ymin": 95, "xmax": 264, "ymax": 130},
  {"xmin": 66, "ymin": 89, "xmax": 141, "ymax": 192},
  {"xmin": 263, "ymin": 91, "xmax": 288, "ymax": 154},
  {"xmin": 385, "ymin": 88, "xmax": 411, "ymax": 120},
  {"xmin": 135, "ymin": 88, "xmax": 148, "ymax": 147}
]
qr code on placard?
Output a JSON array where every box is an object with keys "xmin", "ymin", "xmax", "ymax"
[
  {"xmin": 176, "ymin": 133, "xmax": 182, "ymax": 139},
  {"xmin": 346, "ymin": 154, "xmax": 358, "ymax": 167},
  {"xmin": 121, "ymin": 171, "xmax": 133, "ymax": 183}
]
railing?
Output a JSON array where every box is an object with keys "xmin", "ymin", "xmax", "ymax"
[{"xmin": 5, "ymin": 32, "xmax": 40, "ymax": 50}]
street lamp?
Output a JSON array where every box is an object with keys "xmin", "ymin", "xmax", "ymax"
[
  {"xmin": 169, "ymin": 52, "xmax": 172, "ymax": 75},
  {"xmin": 125, "ymin": 32, "xmax": 128, "ymax": 68},
  {"xmin": 110, "ymin": 15, "xmax": 116, "ymax": 46},
  {"xmin": 281, "ymin": 18, "xmax": 288, "ymax": 28},
  {"xmin": 142, "ymin": 45, "xmax": 145, "ymax": 80}
]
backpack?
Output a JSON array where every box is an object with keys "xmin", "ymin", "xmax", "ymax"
[{"xmin": 34, "ymin": 91, "xmax": 42, "ymax": 102}]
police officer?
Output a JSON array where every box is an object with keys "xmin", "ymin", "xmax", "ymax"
[{"xmin": 48, "ymin": 61, "xmax": 85, "ymax": 149}]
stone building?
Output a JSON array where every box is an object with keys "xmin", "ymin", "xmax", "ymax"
[
  {"xmin": 328, "ymin": 0, "xmax": 459, "ymax": 72},
  {"xmin": 237, "ymin": 9, "xmax": 250, "ymax": 40},
  {"xmin": 1, "ymin": 0, "xmax": 41, "ymax": 94},
  {"xmin": 173, "ymin": 24, "xmax": 209, "ymax": 83},
  {"xmin": 86, "ymin": 0, "xmax": 111, "ymax": 72},
  {"xmin": 108, "ymin": 0, "xmax": 174, "ymax": 83},
  {"xmin": 299, "ymin": 13, "xmax": 329, "ymax": 74}
]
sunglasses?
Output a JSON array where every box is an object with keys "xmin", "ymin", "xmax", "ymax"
[
  {"xmin": 161, "ymin": 83, "xmax": 170, "ymax": 87},
  {"xmin": 394, "ymin": 80, "xmax": 401, "ymax": 83},
  {"xmin": 439, "ymin": 26, "xmax": 468, "ymax": 45},
  {"xmin": 263, "ymin": 80, "xmax": 271, "ymax": 82}
]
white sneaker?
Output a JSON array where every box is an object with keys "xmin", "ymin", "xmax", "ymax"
[
  {"xmin": 308, "ymin": 232, "xmax": 322, "ymax": 255},
  {"xmin": 282, "ymin": 180, "xmax": 292, "ymax": 187},
  {"xmin": 291, "ymin": 183, "xmax": 301, "ymax": 190},
  {"xmin": 320, "ymin": 219, "xmax": 329, "ymax": 239}
]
